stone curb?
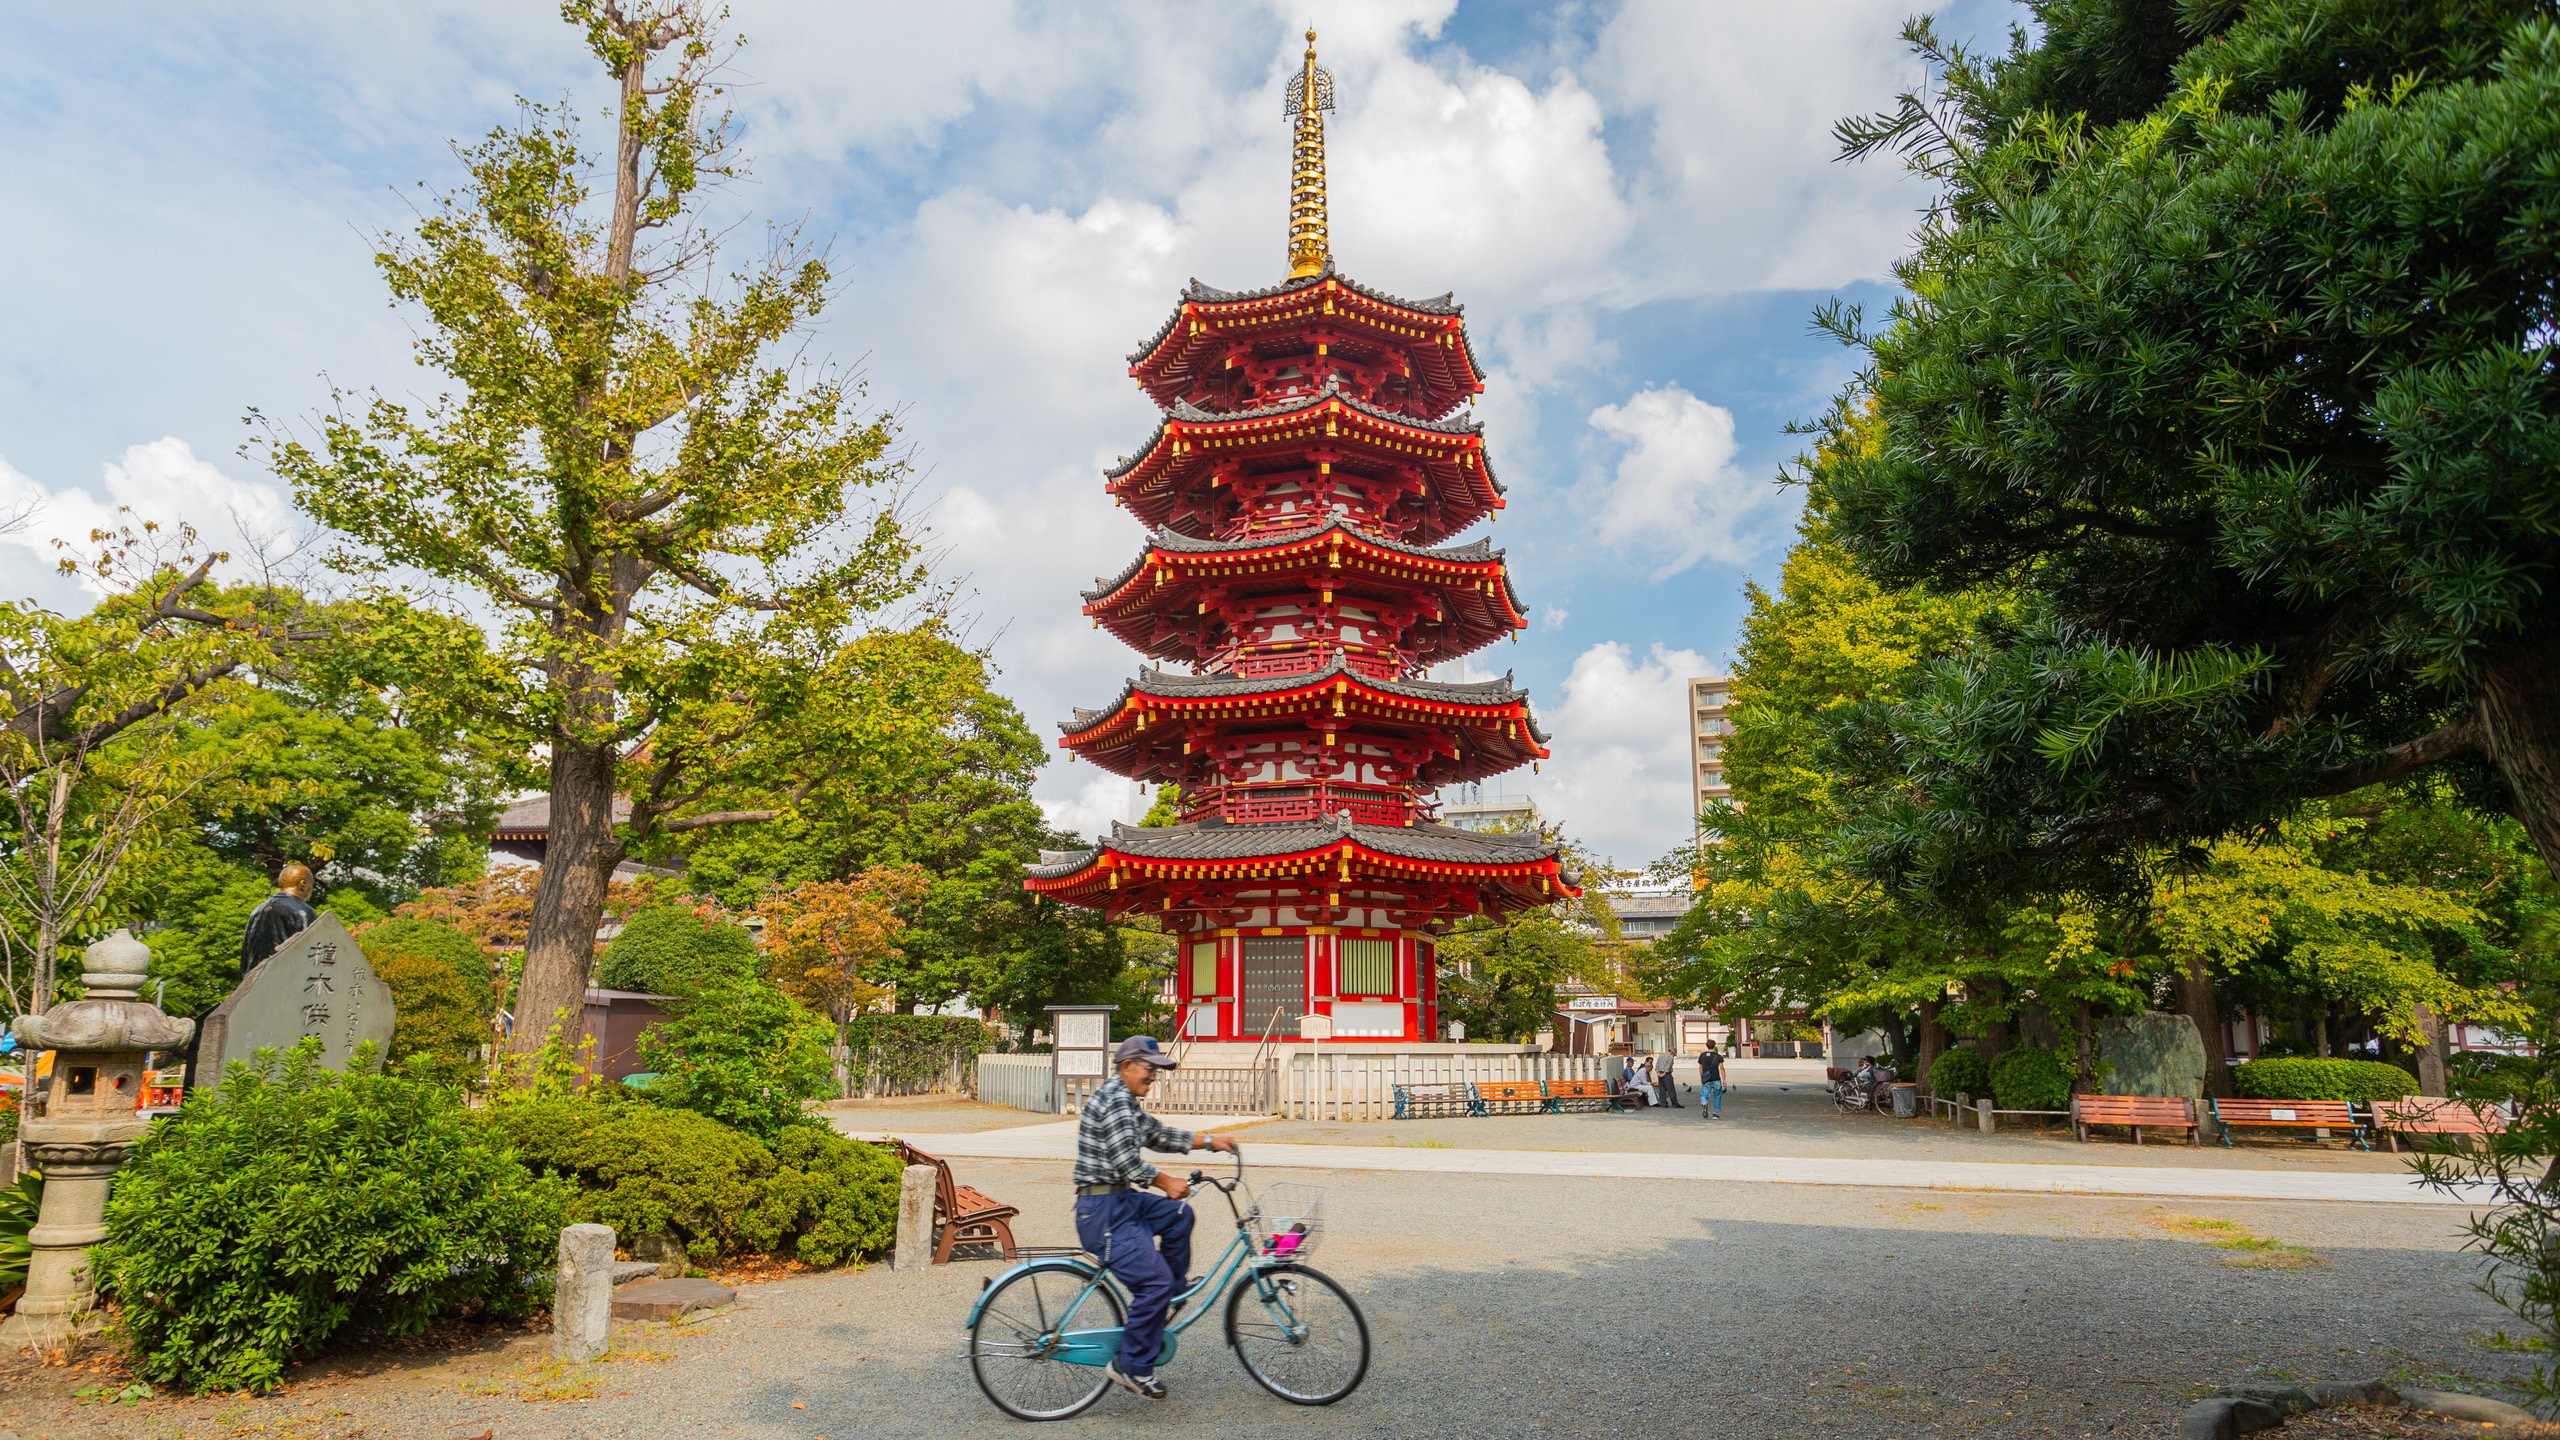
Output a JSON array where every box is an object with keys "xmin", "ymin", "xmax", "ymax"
[{"xmin": 2181, "ymin": 1378, "xmax": 2539, "ymax": 1438}]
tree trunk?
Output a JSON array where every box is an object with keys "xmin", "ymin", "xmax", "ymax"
[
  {"xmin": 1886, "ymin": 1012, "xmax": 1915, "ymax": 1071},
  {"xmin": 2480, "ymin": 647, "xmax": 2560, "ymax": 890},
  {"xmin": 2175, "ymin": 955, "xmax": 2232, "ymax": 1098},
  {"xmin": 2074, "ymin": 999, "xmax": 2096, "ymax": 1093},
  {"xmin": 1916, "ymin": 998, "xmax": 1947, "ymax": 1097},
  {"xmin": 509, "ymin": 741, "xmax": 624, "ymax": 1058},
  {"xmin": 2414, "ymin": 1003, "xmax": 2448, "ymax": 1097}
]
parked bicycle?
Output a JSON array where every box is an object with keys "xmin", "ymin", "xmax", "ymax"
[
  {"xmin": 1830, "ymin": 1056, "xmax": 1900, "ymax": 1115},
  {"xmin": 965, "ymin": 1147, "xmax": 1371, "ymax": 1420}
]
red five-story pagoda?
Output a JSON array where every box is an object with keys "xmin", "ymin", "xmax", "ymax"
[{"xmin": 1026, "ymin": 32, "xmax": 1576, "ymax": 1045}]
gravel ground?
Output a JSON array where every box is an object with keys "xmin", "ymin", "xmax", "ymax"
[{"xmin": 3, "ymin": 1157, "xmax": 2519, "ymax": 1440}]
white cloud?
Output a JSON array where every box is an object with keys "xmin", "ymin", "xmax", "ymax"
[
  {"xmin": 1523, "ymin": 640, "xmax": 1715, "ymax": 866},
  {"xmin": 1590, "ymin": 0, "xmax": 1933, "ymax": 299},
  {"xmin": 1040, "ymin": 772, "xmax": 1156, "ymax": 846},
  {"xmin": 0, "ymin": 439, "xmax": 302, "ymax": 596},
  {"xmin": 1584, "ymin": 385, "xmax": 1793, "ymax": 577}
]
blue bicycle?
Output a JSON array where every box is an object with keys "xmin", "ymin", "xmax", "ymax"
[{"xmin": 965, "ymin": 1149, "xmax": 1371, "ymax": 1419}]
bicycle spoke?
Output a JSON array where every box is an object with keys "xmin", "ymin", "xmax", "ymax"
[
  {"xmin": 972, "ymin": 1268, "xmax": 1120, "ymax": 1421},
  {"xmin": 1227, "ymin": 1266, "xmax": 1370, "ymax": 1405}
]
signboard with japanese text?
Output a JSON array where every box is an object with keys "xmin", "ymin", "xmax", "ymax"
[{"xmin": 195, "ymin": 914, "xmax": 397, "ymax": 1082}]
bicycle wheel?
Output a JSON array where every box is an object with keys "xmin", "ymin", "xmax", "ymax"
[
  {"xmin": 1225, "ymin": 1263, "xmax": 1370, "ymax": 1405},
  {"xmin": 970, "ymin": 1263, "xmax": 1125, "ymax": 1421}
]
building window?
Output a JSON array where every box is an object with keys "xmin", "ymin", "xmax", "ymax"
[
  {"xmin": 1189, "ymin": 940, "xmax": 1218, "ymax": 997},
  {"xmin": 1340, "ymin": 938, "xmax": 1394, "ymax": 996}
]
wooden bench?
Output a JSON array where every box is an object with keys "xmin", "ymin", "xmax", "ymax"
[
  {"xmin": 1393, "ymin": 1082, "xmax": 1476, "ymax": 1119},
  {"xmin": 2371, "ymin": 1098, "xmax": 2508, "ymax": 1153},
  {"xmin": 887, "ymin": 1137, "xmax": 1021, "ymax": 1264},
  {"xmin": 1472, "ymin": 1080, "xmax": 1547, "ymax": 1116},
  {"xmin": 1543, "ymin": 1078, "xmax": 1642, "ymax": 1114},
  {"xmin": 2070, "ymin": 1094, "xmax": 2200, "ymax": 1146},
  {"xmin": 2207, "ymin": 1098, "xmax": 2368, "ymax": 1151}
]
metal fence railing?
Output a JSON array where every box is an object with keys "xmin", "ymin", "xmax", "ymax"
[{"xmin": 975, "ymin": 1054, "xmax": 1056, "ymax": 1113}]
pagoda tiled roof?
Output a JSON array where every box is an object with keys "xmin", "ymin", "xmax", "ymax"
[
  {"xmin": 1124, "ymin": 258, "xmax": 1469, "ymax": 366},
  {"xmin": 1080, "ymin": 521, "xmax": 1502, "ymax": 604},
  {"xmin": 1104, "ymin": 377, "xmax": 1501, "ymax": 484},
  {"xmin": 1061, "ymin": 656, "xmax": 1544, "ymax": 738},
  {"xmin": 1025, "ymin": 810, "xmax": 1564, "ymax": 881}
]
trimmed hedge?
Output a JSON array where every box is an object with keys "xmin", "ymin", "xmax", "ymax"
[
  {"xmin": 1990, "ymin": 1046, "xmax": 2073, "ymax": 1111},
  {"xmin": 2231, "ymin": 1057, "xmax": 2418, "ymax": 1103},
  {"xmin": 1924, "ymin": 1044, "xmax": 1990, "ymax": 1099},
  {"xmin": 843, "ymin": 1014, "xmax": 995, "ymax": 1094},
  {"xmin": 485, "ymin": 1097, "xmax": 902, "ymax": 1264},
  {"xmin": 600, "ymin": 905, "xmax": 760, "ymax": 998}
]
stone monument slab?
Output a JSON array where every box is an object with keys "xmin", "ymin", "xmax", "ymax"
[
  {"xmin": 195, "ymin": 914, "xmax": 396, "ymax": 1082},
  {"xmin": 2098, "ymin": 1011, "xmax": 2208, "ymax": 1099}
]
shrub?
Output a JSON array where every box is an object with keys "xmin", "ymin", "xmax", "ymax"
[
  {"xmin": 600, "ymin": 905, "xmax": 760, "ymax": 998},
  {"xmin": 843, "ymin": 1014, "xmax": 993, "ymax": 1094},
  {"xmin": 2232, "ymin": 1057, "xmax": 2419, "ymax": 1103},
  {"xmin": 95, "ymin": 1045, "xmax": 568, "ymax": 1394},
  {"xmin": 373, "ymin": 964, "xmax": 486, "ymax": 1090},
  {"xmin": 640, "ymin": 978, "xmax": 836, "ymax": 1139},
  {"xmin": 2451, "ymin": 1052, "xmax": 2549, "ymax": 1107},
  {"xmin": 486, "ymin": 1097, "xmax": 900, "ymax": 1264},
  {"xmin": 1924, "ymin": 1044, "xmax": 1989, "ymax": 1099},
  {"xmin": 364, "ymin": 918, "xmax": 490, "ymax": 998},
  {"xmin": 1989, "ymin": 1046, "xmax": 2073, "ymax": 1111}
]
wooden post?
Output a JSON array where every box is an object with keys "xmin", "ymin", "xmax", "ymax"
[{"xmin": 2414, "ymin": 1004, "xmax": 2448, "ymax": 1097}]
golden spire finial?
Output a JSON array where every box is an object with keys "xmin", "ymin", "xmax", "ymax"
[{"xmin": 1284, "ymin": 27, "xmax": 1335, "ymax": 279}]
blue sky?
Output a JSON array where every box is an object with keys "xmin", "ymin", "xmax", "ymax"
[{"xmin": 0, "ymin": 0, "xmax": 2016, "ymax": 867}]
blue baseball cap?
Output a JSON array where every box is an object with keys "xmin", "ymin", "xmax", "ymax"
[{"xmin": 1113, "ymin": 1035, "xmax": 1178, "ymax": 1069}]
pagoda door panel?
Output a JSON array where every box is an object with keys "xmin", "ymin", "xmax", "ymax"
[{"xmin": 1239, "ymin": 936, "xmax": 1306, "ymax": 1039}]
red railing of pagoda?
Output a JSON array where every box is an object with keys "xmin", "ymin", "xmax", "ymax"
[
  {"xmin": 1223, "ymin": 648, "xmax": 1407, "ymax": 682},
  {"xmin": 1177, "ymin": 783, "xmax": 1421, "ymax": 828}
]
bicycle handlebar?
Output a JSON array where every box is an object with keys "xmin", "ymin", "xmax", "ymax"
[{"xmin": 1186, "ymin": 1141, "xmax": 1245, "ymax": 1193}]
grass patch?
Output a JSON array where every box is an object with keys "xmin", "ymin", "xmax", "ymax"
[
  {"xmin": 1906, "ymin": 1202, "xmax": 1944, "ymax": 1212},
  {"xmin": 2475, "ymin": 1330, "xmax": 2551, "ymax": 1353},
  {"xmin": 2158, "ymin": 1215, "xmax": 2327, "ymax": 1270}
]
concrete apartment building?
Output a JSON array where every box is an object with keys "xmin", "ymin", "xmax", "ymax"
[{"xmin": 1687, "ymin": 673, "xmax": 1734, "ymax": 841}]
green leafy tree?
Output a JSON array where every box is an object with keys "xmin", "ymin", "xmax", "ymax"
[
  {"xmin": 1438, "ymin": 908, "xmax": 1596, "ymax": 1043},
  {"xmin": 1814, "ymin": 5, "xmax": 2560, "ymax": 910},
  {"xmin": 262, "ymin": 1, "xmax": 934, "ymax": 1058},
  {"xmin": 0, "ymin": 529, "xmax": 325, "ymax": 1015},
  {"xmin": 637, "ymin": 977, "xmax": 836, "ymax": 1139},
  {"xmin": 682, "ymin": 657, "xmax": 1052, "ymax": 1012}
]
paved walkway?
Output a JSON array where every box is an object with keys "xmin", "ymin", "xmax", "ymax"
[{"xmin": 850, "ymin": 1115, "xmax": 2484, "ymax": 1205}]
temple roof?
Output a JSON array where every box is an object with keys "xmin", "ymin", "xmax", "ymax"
[
  {"xmin": 1061, "ymin": 656, "xmax": 1542, "ymax": 736},
  {"xmin": 1080, "ymin": 520, "xmax": 1504, "ymax": 604},
  {"xmin": 1126, "ymin": 259, "xmax": 1474, "ymax": 364},
  {"xmin": 1025, "ymin": 810, "xmax": 1564, "ymax": 881},
  {"xmin": 1106, "ymin": 378, "xmax": 1496, "ymax": 484}
]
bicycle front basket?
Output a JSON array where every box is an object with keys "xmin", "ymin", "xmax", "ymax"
[{"xmin": 1247, "ymin": 1182, "xmax": 1324, "ymax": 1260}]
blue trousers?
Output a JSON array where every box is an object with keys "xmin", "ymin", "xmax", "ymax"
[
  {"xmin": 1074, "ymin": 1189, "xmax": 1194, "ymax": 1376},
  {"xmin": 1701, "ymin": 1079, "xmax": 1725, "ymax": 1116}
]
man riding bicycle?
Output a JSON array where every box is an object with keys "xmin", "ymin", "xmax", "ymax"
[{"xmin": 1074, "ymin": 1035, "xmax": 1239, "ymax": 1401}]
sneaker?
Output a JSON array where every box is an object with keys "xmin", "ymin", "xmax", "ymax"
[{"xmin": 1106, "ymin": 1362, "xmax": 1167, "ymax": 1401}]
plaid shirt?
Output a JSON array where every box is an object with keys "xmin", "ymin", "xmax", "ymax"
[{"xmin": 1072, "ymin": 1076, "xmax": 1195, "ymax": 1188}]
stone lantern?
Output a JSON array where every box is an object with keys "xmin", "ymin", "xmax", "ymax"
[{"xmin": 0, "ymin": 929, "xmax": 193, "ymax": 1346}]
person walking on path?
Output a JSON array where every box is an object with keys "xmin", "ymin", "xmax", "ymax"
[
  {"xmin": 1072, "ymin": 1035, "xmax": 1238, "ymax": 1402},
  {"xmin": 1697, "ymin": 1042, "xmax": 1726, "ymax": 1119}
]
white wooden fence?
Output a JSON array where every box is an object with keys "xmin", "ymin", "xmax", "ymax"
[
  {"xmin": 977, "ymin": 1049, "xmax": 1626, "ymax": 1121},
  {"xmin": 976, "ymin": 1054, "xmax": 1057, "ymax": 1113},
  {"xmin": 1278, "ymin": 1050, "xmax": 1624, "ymax": 1121}
]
